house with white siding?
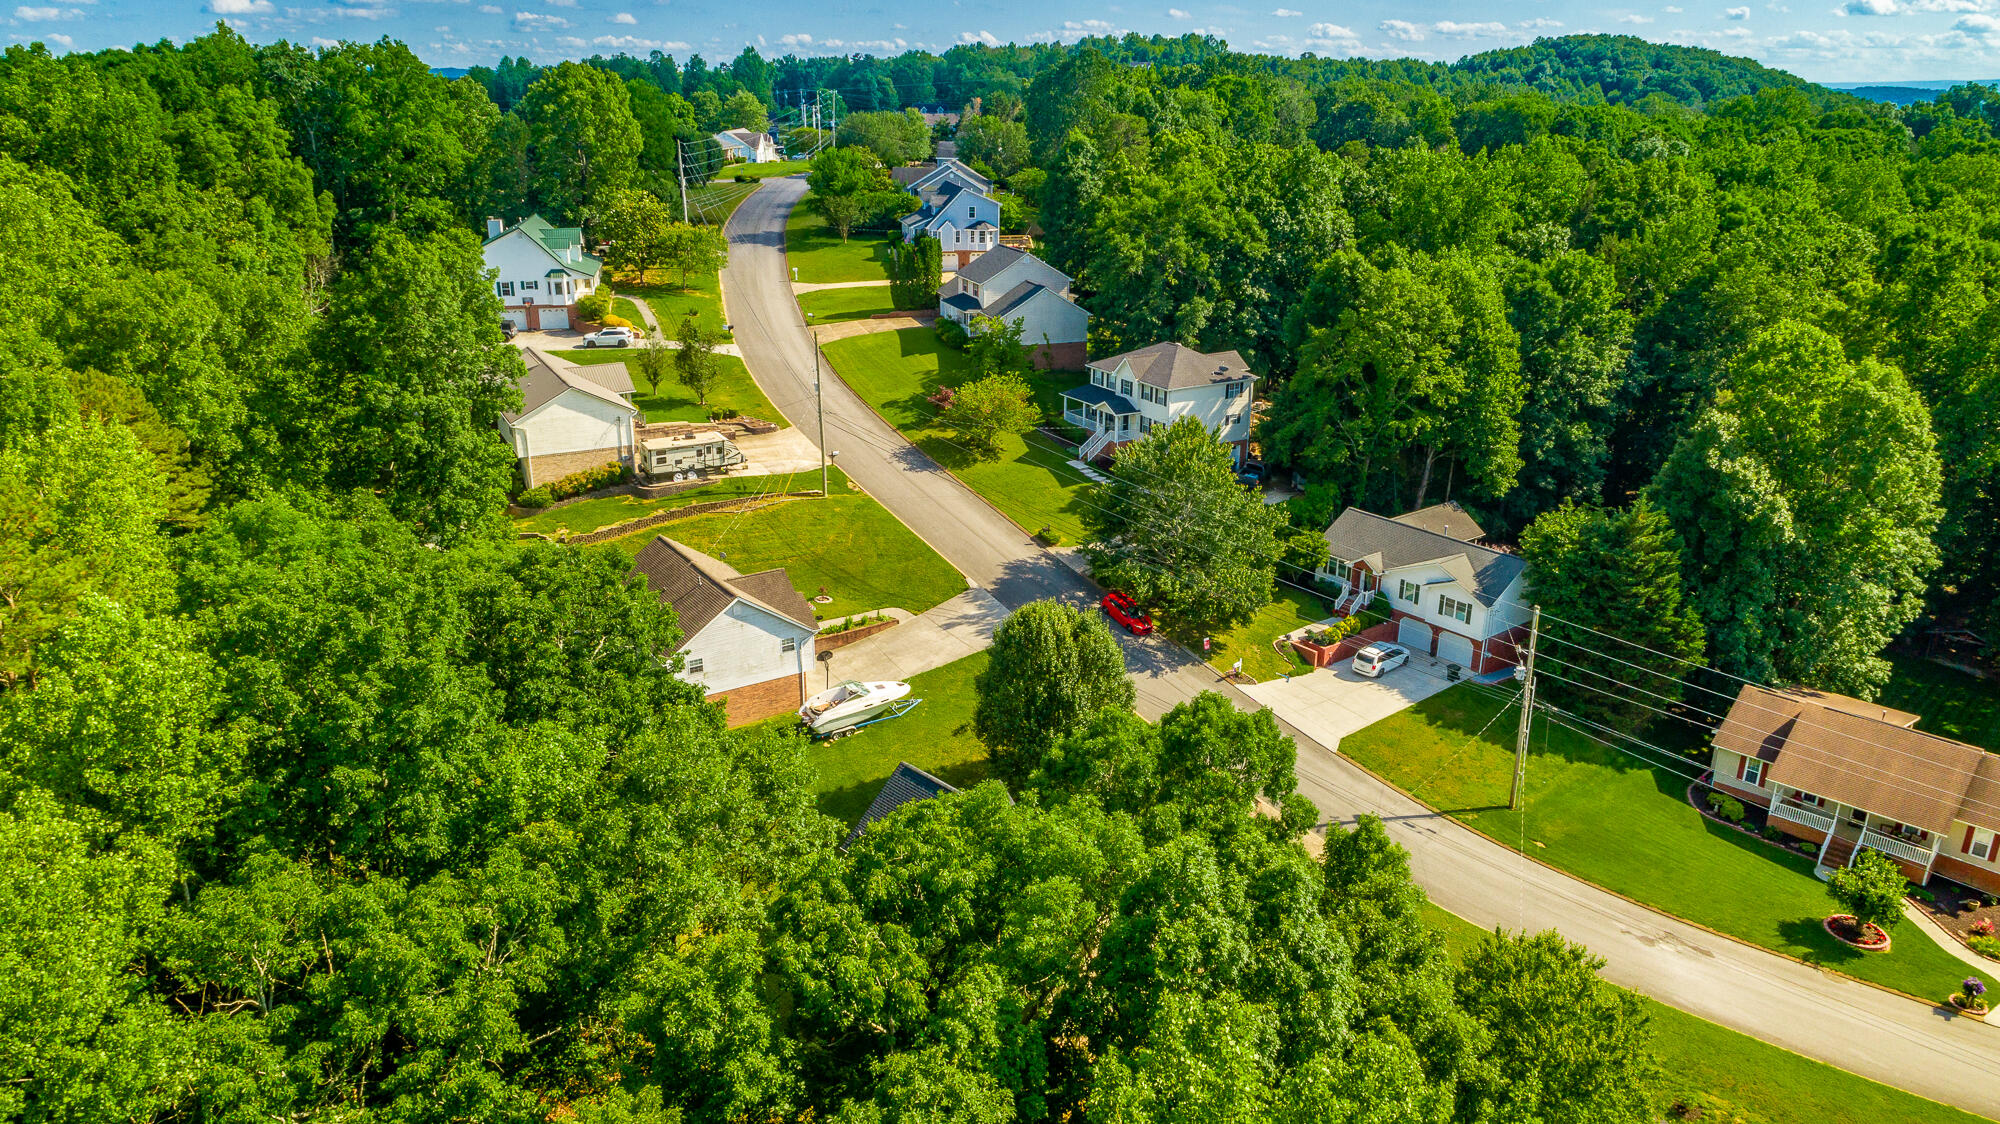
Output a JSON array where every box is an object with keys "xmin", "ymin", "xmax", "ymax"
[
  {"xmin": 483, "ymin": 214, "xmax": 603, "ymax": 332},
  {"xmin": 936, "ymin": 246, "xmax": 1088, "ymax": 370},
  {"xmin": 498, "ymin": 348, "xmax": 637, "ymax": 487},
  {"xmin": 899, "ymin": 158, "xmax": 1002, "ymax": 268},
  {"xmin": 631, "ymin": 536, "xmax": 819, "ymax": 726},
  {"xmin": 714, "ymin": 129, "xmax": 781, "ymax": 163},
  {"xmin": 1059, "ymin": 343, "xmax": 1256, "ymax": 466},
  {"xmin": 1313, "ymin": 503, "xmax": 1532, "ymax": 674}
]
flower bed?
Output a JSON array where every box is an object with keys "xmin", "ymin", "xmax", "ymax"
[
  {"xmin": 1685, "ymin": 777, "xmax": 1822, "ymax": 861},
  {"xmin": 1823, "ymin": 914, "xmax": 1892, "ymax": 951}
]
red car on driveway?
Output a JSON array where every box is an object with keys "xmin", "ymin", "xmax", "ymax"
[{"xmin": 1101, "ymin": 591, "xmax": 1154, "ymax": 636}]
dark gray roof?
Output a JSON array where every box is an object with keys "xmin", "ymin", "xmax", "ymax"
[
  {"xmin": 1090, "ymin": 342, "xmax": 1252, "ymax": 390},
  {"xmin": 985, "ymin": 281, "xmax": 1047, "ymax": 320},
  {"xmin": 955, "ymin": 244, "xmax": 1031, "ymax": 284},
  {"xmin": 503, "ymin": 349, "xmax": 634, "ymax": 423},
  {"xmin": 1061, "ymin": 383, "xmax": 1139, "ymax": 414},
  {"xmin": 844, "ymin": 762, "xmax": 959, "ymax": 847},
  {"xmin": 1323, "ymin": 507, "xmax": 1526, "ymax": 607},
  {"xmin": 890, "ymin": 164, "xmax": 931, "ymax": 187},
  {"xmin": 631, "ymin": 536, "xmax": 819, "ymax": 641},
  {"xmin": 941, "ymin": 292, "xmax": 983, "ymax": 312}
]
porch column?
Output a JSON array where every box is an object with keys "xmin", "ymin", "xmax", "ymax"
[{"xmin": 1923, "ymin": 836, "xmax": 1943, "ymax": 883}]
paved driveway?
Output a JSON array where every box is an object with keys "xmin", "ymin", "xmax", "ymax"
[{"xmin": 1243, "ymin": 659, "xmax": 1459, "ymax": 750}]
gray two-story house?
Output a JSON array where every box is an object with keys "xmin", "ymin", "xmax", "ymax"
[
  {"xmin": 1059, "ymin": 342, "xmax": 1256, "ymax": 466},
  {"xmin": 898, "ymin": 158, "xmax": 1002, "ymax": 268},
  {"xmin": 937, "ymin": 246, "xmax": 1089, "ymax": 369}
]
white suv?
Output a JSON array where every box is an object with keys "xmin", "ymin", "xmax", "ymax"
[
  {"xmin": 582, "ymin": 327, "xmax": 636, "ymax": 348},
  {"xmin": 1351, "ymin": 643, "xmax": 1410, "ymax": 678}
]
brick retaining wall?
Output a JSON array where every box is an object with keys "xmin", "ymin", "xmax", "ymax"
[
  {"xmin": 815, "ymin": 618, "xmax": 898, "ymax": 652},
  {"xmin": 709, "ymin": 672, "xmax": 807, "ymax": 726}
]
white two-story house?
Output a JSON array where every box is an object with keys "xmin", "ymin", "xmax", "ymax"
[
  {"xmin": 937, "ymin": 246, "xmax": 1088, "ymax": 370},
  {"xmin": 1059, "ymin": 343, "xmax": 1256, "ymax": 466},
  {"xmin": 899, "ymin": 159, "xmax": 1002, "ymax": 268},
  {"xmin": 483, "ymin": 214, "xmax": 603, "ymax": 332},
  {"xmin": 631, "ymin": 535, "xmax": 819, "ymax": 726},
  {"xmin": 1314, "ymin": 503, "xmax": 1531, "ymax": 674},
  {"xmin": 498, "ymin": 348, "xmax": 638, "ymax": 487},
  {"xmin": 714, "ymin": 128, "xmax": 782, "ymax": 163}
]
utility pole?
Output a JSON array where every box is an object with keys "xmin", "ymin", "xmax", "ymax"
[
  {"xmin": 676, "ymin": 138, "xmax": 689, "ymax": 223},
  {"xmin": 1510, "ymin": 604, "xmax": 1542, "ymax": 812},
  {"xmin": 809, "ymin": 313, "xmax": 827, "ymax": 496}
]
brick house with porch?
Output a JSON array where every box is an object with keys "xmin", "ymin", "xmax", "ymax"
[{"xmin": 1709, "ymin": 684, "xmax": 2000, "ymax": 892}]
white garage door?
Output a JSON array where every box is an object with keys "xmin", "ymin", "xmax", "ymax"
[
  {"xmin": 1397, "ymin": 616, "xmax": 1433, "ymax": 654},
  {"xmin": 539, "ymin": 307, "xmax": 570, "ymax": 331},
  {"xmin": 1437, "ymin": 630, "xmax": 1475, "ymax": 669},
  {"xmin": 501, "ymin": 309, "xmax": 528, "ymax": 330}
]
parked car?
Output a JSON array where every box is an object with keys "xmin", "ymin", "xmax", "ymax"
[
  {"xmin": 1100, "ymin": 591, "xmax": 1154, "ymax": 636},
  {"xmin": 500, "ymin": 319, "xmax": 518, "ymax": 340},
  {"xmin": 1350, "ymin": 643, "xmax": 1409, "ymax": 678},
  {"xmin": 582, "ymin": 326, "xmax": 636, "ymax": 348},
  {"xmin": 1237, "ymin": 460, "xmax": 1265, "ymax": 487}
]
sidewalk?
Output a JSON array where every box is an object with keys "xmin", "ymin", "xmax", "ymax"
[{"xmin": 818, "ymin": 588, "xmax": 1008, "ymax": 683}]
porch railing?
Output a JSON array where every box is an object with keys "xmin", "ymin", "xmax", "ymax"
[
  {"xmin": 1769, "ymin": 801, "xmax": 1835, "ymax": 836},
  {"xmin": 1079, "ymin": 429, "xmax": 1114, "ymax": 462},
  {"xmin": 1858, "ymin": 827, "xmax": 1933, "ymax": 865}
]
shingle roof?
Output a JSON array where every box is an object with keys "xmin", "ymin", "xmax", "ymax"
[
  {"xmin": 630, "ymin": 536, "xmax": 819, "ymax": 642},
  {"xmin": 1322, "ymin": 507, "xmax": 1525, "ymax": 607},
  {"xmin": 1391, "ymin": 502, "xmax": 1486, "ymax": 543},
  {"xmin": 1713, "ymin": 684, "xmax": 2000, "ymax": 835},
  {"xmin": 844, "ymin": 761, "xmax": 959, "ymax": 847},
  {"xmin": 955, "ymin": 245, "xmax": 1029, "ymax": 284},
  {"xmin": 503, "ymin": 349, "xmax": 635, "ymax": 424},
  {"xmin": 1060, "ymin": 383, "xmax": 1139, "ymax": 414},
  {"xmin": 941, "ymin": 292, "xmax": 983, "ymax": 312},
  {"xmin": 489, "ymin": 213, "xmax": 603, "ymax": 278},
  {"xmin": 1089, "ymin": 342, "xmax": 1252, "ymax": 390},
  {"xmin": 984, "ymin": 281, "xmax": 1048, "ymax": 320}
]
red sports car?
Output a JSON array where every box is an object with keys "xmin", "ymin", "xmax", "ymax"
[{"xmin": 1100, "ymin": 591, "xmax": 1154, "ymax": 636}]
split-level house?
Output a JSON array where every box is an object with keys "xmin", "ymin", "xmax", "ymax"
[
  {"xmin": 631, "ymin": 536, "xmax": 819, "ymax": 726},
  {"xmin": 498, "ymin": 348, "xmax": 638, "ymax": 487},
  {"xmin": 1313, "ymin": 503, "xmax": 1533, "ymax": 673},
  {"xmin": 897, "ymin": 158, "xmax": 1001, "ymax": 268},
  {"xmin": 482, "ymin": 214, "xmax": 603, "ymax": 332},
  {"xmin": 1709, "ymin": 685, "xmax": 2000, "ymax": 892},
  {"xmin": 936, "ymin": 246, "xmax": 1088, "ymax": 369},
  {"xmin": 714, "ymin": 128, "xmax": 781, "ymax": 163},
  {"xmin": 1059, "ymin": 343, "xmax": 1256, "ymax": 466}
]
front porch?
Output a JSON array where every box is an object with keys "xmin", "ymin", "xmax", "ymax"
[
  {"xmin": 1762, "ymin": 789, "xmax": 1944, "ymax": 882},
  {"xmin": 1059, "ymin": 383, "xmax": 1140, "ymax": 463}
]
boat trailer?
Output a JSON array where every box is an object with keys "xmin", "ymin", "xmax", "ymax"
[{"xmin": 807, "ymin": 697, "xmax": 923, "ymax": 740}]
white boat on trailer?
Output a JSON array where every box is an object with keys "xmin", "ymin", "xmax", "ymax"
[{"xmin": 799, "ymin": 679, "xmax": 917, "ymax": 738}]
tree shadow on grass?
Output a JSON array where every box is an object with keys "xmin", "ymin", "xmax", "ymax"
[{"xmin": 1778, "ymin": 916, "xmax": 1868, "ymax": 968}]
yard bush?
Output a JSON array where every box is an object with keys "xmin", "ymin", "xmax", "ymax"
[
  {"xmin": 1759, "ymin": 826, "xmax": 1784, "ymax": 842},
  {"xmin": 575, "ymin": 290, "xmax": 613, "ymax": 323},
  {"xmin": 600, "ymin": 313, "xmax": 635, "ymax": 329},
  {"xmin": 1968, "ymin": 935, "xmax": 2000, "ymax": 961},
  {"xmin": 1826, "ymin": 849, "xmax": 1908, "ymax": 934},
  {"xmin": 545, "ymin": 462, "xmax": 631, "ymax": 502},
  {"xmin": 1705, "ymin": 792, "xmax": 1746, "ymax": 824},
  {"xmin": 935, "ymin": 317, "xmax": 969, "ymax": 349},
  {"xmin": 516, "ymin": 486, "xmax": 552, "ymax": 508}
]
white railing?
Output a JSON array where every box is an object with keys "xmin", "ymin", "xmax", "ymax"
[
  {"xmin": 1770, "ymin": 801, "xmax": 1836, "ymax": 835},
  {"xmin": 1858, "ymin": 828, "xmax": 1933, "ymax": 865},
  {"xmin": 1063, "ymin": 406, "xmax": 1093, "ymax": 429},
  {"xmin": 1080, "ymin": 429, "xmax": 1113, "ymax": 462}
]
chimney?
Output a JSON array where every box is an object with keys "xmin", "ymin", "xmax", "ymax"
[{"xmin": 486, "ymin": 216, "xmax": 504, "ymax": 240}]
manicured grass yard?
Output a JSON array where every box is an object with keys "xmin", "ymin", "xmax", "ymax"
[
  {"xmin": 805, "ymin": 651, "xmax": 992, "ymax": 826},
  {"xmin": 617, "ymin": 271, "xmax": 731, "ymax": 340},
  {"xmin": 550, "ymin": 349, "xmax": 780, "ymax": 427},
  {"xmin": 611, "ymin": 297, "xmax": 644, "ymax": 326},
  {"xmin": 600, "ymin": 468, "xmax": 966, "ymax": 622},
  {"xmin": 787, "ymin": 197, "xmax": 895, "ymax": 284},
  {"xmin": 512, "ymin": 476, "xmax": 778, "ymax": 537},
  {"xmin": 1417, "ymin": 903, "xmax": 1990, "ymax": 1124},
  {"xmin": 1201, "ymin": 585, "xmax": 1327, "ymax": 681},
  {"xmin": 1879, "ymin": 653, "xmax": 2000, "ymax": 751},
  {"xmin": 821, "ymin": 326, "xmax": 1098, "ymax": 543},
  {"xmin": 721, "ymin": 159, "xmax": 807, "ymax": 179},
  {"xmin": 1341, "ymin": 686, "xmax": 1994, "ymax": 1001},
  {"xmin": 799, "ymin": 285, "xmax": 898, "ymax": 323}
]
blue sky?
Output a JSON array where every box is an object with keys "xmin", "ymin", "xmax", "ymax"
[{"xmin": 8, "ymin": 0, "xmax": 2000, "ymax": 83}]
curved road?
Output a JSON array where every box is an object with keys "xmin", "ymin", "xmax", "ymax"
[{"xmin": 722, "ymin": 175, "xmax": 2000, "ymax": 1119}]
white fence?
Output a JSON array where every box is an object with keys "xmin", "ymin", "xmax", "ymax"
[{"xmin": 1770, "ymin": 801, "xmax": 1835, "ymax": 836}]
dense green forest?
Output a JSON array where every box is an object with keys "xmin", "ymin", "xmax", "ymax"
[{"xmin": 2, "ymin": 22, "xmax": 1997, "ymax": 1120}]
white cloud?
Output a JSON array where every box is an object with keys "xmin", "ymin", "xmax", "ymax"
[
  {"xmin": 1619, "ymin": 13, "xmax": 1655, "ymax": 22},
  {"xmin": 1379, "ymin": 18, "xmax": 1425, "ymax": 38},
  {"xmin": 1842, "ymin": 0, "xmax": 1898, "ymax": 13},
  {"xmin": 610, "ymin": 10, "xmax": 634, "ymax": 21},
  {"xmin": 512, "ymin": 9, "xmax": 567, "ymax": 27},
  {"xmin": 206, "ymin": 0, "xmax": 272, "ymax": 11},
  {"xmin": 1726, "ymin": 5, "xmax": 1751, "ymax": 15},
  {"xmin": 958, "ymin": 28, "xmax": 1001, "ymax": 45},
  {"xmin": 310, "ymin": 34, "xmax": 339, "ymax": 45},
  {"xmin": 1167, "ymin": 6, "xmax": 1190, "ymax": 16},
  {"xmin": 779, "ymin": 30, "xmax": 810, "ymax": 44},
  {"xmin": 1307, "ymin": 20, "xmax": 1357, "ymax": 37},
  {"xmin": 478, "ymin": 3, "xmax": 499, "ymax": 10},
  {"xmin": 1663, "ymin": 4, "xmax": 1682, "ymax": 9},
  {"xmin": 14, "ymin": 5, "xmax": 78, "ymax": 17},
  {"xmin": 1908, "ymin": 0, "xmax": 1991, "ymax": 9},
  {"xmin": 1271, "ymin": 6, "xmax": 1301, "ymax": 13},
  {"xmin": 591, "ymin": 32, "xmax": 686, "ymax": 47},
  {"xmin": 1064, "ymin": 18, "xmax": 1116, "ymax": 29},
  {"xmin": 1433, "ymin": 19, "xmax": 1508, "ymax": 35},
  {"xmin": 544, "ymin": 0, "xmax": 577, "ymax": 6},
  {"xmin": 1956, "ymin": 10, "xmax": 2000, "ymax": 30},
  {"xmin": 1518, "ymin": 16, "xmax": 1564, "ymax": 26},
  {"xmin": 42, "ymin": 29, "xmax": 68, "ymax": 45}
]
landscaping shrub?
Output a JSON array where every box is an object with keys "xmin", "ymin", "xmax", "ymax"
[
  {"xmin": 516, "ymin": 486, "xmax": 552, "ymax": 509},
  {"xmin": 1969, "ymin": 935, "xmax": 2000, "ymax": 961},
  {"xmin": 544, "ymin": 462, "xmax": 631, "ymax": 502},
  {"xmin": 715, "ymin": 407, "xmax": 740, "ymax": 420},
  {"xmin": 1759, "ymin": 826, "xmax": 1783, "ymax": 842},
  {"xmin": 1705, "ymin": 792, "xmax": 1746, "ymax": 824},
  {"xmin": 575, "ymin": 290, "xmax": 613, "ymax": 323},
  {"xmin": 935, "ymin": 317, "xmax": 969, "ymax": 349},
  {"xmin": 601, "ymin": 313, "xmax": 635, "ymax": 329},
  {"xmin": 1801, "ymin": 842, "xmax": 1818, "ymax": 857},
  {"xmin": 734, "ymin": 174, "xmax": 753, "ymax": 183},
  {"xmin": 1972, "ymin": 918, "xmax": 1995, "ymax": 937}
]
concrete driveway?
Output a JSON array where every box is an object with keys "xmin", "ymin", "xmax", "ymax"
[
  {"xmin": 1242, "ymin": 659, "xmax": 1459, "ymax": 751},
  {"xmin": 817, "ymin": 588, "xmax": 1007, "ymax": 685}
]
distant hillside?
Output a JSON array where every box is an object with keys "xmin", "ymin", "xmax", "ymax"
[
  {"xmin": 1841, "ymin": 84, "xmax": 1951, "ymax": 106},
  {"xmin": 431, "ymin": 66, "xmax": 471, "ymax": 80},
  {"xmin": 1446, "ymin": 35, "xmax": 1841, "ymax": 108}
]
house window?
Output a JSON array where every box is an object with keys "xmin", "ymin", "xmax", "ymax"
[
  {"xmin": 1398, "ymin": 579, "xmax": 1419, "ymax": 603},
  {"xmin": 967, "ymin": 282, "xmax": 980, "ymax": 299},
  {"xmin": 1438, "ymin": 595, "xmax": 1472, "ymax": 624},
  {"xmin": 686, "ymin": 657, "xmax": 704, "ymax": 674},
  {"xmin": 1226, "ymin": 414, "xmax": 1241, "ymax": 426},
  {"xmin": 1742, "ymin": 758, "xmax": 1763, "ymax": 786},
  {"xmin": 498, "ymin": 281, "xmax": 515, "ymax": 297},
  {"xmin": 1973, "ymin": 830, "xmax": 1995, "ymax": 861},
  {"xmin": 1226, "ymin": 381, "xmax": 1244, "ymax": 400},
  {"xmin": 1330, "ymin": 559, "xmax": 1351, "ymax": 582},
  {"xmin": 521, "ymin": 279, "xmax": 539, "ymax": 291},
  {"xmin": 1121, "ymin": 379, "xmax": 1133, "ymax": 397},
  {"xmin": 1793, "ymin": 790, "xmax": 1825, "ymax": 808},
  {"xmin": 967, "ymin": 205, "xmax": 975, "ymax": 218},
  {"xmin": 781, "ymin": 637, "xmax": 797, "ymax": 654},
  {"xmin": 1093, "ymin": 371, "xmax": 1106, "ymax": 388}
]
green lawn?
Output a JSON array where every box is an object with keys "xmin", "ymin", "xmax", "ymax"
[
  {"xmin": 1879, "ymin": 653, "xmax": 2000, "ymax": 751},
  {"xmin": 550, "ymin": 349, "xmax": 780, "ymax": 427},
  {"xmin": 512, "ymin": 476, "xmax": 778, "ymax": 537},
  {"xmin": 1340, "ymin": 687, "xmax": 1994, "ymax": 1002},
  {"xmin": 1416, "ymin": 903, "xmax": 1992, "ymax": 1124},
  {"xmin": 820, "ymin": 326, "xmax": 1097, "ymax": 543},
  {"xmin": 1202, "ymin": 585, "xmax": 1326, "ymax": 681},
  {"xmin": 685, "ymin": 177, "xmax": 763, "ymax": 226},
  {"xmin": 805, "ymin": 651, "xmax": 992, "ymax": 826},
  {"xmin": 611, "ymin": 297, "xmax": 644, "ymax": 326},
  {"xmin": 617, "ymin": 271, "xmax": 731, "ymax": 340},
  {"xmin": 800, "ymin": 285, "xmax": 898, "ymax": 323},
  {"xmin": 787, "ymin": 197, "xmax": 896, "ymax": 284},
  {"xmin": 600, "ymin": 468, "xmax": 966, "ymax": 622},
  {"xmin": 721, "ymin": 159, "xmax": 808, "ymax": 180}
]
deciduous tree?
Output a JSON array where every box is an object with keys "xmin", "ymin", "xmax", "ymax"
[{"xmin": 973, "ymin": 599, "xmax": 1134, "ymax": 781}]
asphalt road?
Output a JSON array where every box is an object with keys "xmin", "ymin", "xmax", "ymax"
[{"xmin": 721, "ymin": 174, "xmax": 2000, "ymax": 1119}]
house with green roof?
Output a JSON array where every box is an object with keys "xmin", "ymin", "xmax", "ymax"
[{"xmin": 483, "ymin": 214, "xmax": 605, "ymax": 333}]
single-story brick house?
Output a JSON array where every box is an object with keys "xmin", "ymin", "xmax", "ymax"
[
  {"xmin": 631, "ymin": 536, "xmax": 819, "ymax": 726},
  {"xmin": 1709, "ymin": 683, "xmax": 2000, "ymax": 892}
]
